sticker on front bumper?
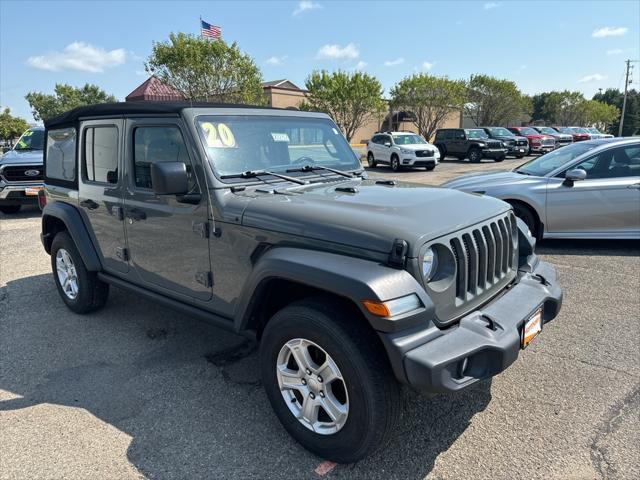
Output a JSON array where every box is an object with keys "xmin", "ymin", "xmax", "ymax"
[{"xmin": 522, "ymin": 308, "xmax": 542, "ymax": 348}]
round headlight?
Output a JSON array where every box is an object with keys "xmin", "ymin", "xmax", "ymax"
[{"xmin": 422, "ymin": 247, "xmax": 438, "ymax": 282}]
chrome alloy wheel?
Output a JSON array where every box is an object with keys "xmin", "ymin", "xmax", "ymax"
[
  {"xmin": 276, "ymin": 338, "xmax": 349, "ymax": 435},
  {"xmin": 56, "ymin": 248, "xmax": 79, "ymax": 300}
]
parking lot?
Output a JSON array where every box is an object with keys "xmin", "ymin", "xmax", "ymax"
[{"xmin": 1, "ymin": 155, "xmax": 638, "ymax": 480}]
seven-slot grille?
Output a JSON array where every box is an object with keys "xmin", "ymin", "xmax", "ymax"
[
  {"xmin": 415, "ymin": 150, "xmax": 434, "ymax": 157},
  {"xmin": 449, "ymin": 213, "xmax": 517, "ymax": 300},
  {"xmin": 487, "ymin": 141, "xmax": 503, "ymax": 148},
  {"xmin": 0, "ymin": 165, "xmax": 43, "ymax": 182}
]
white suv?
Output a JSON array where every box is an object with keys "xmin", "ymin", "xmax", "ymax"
[{"xmin": 366, "ymin": 131, "xmax": 440, "ymax": 171}]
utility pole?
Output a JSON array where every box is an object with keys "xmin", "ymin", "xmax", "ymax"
[{"xmin": 619, "ymin": 59, "xmax": 633, "ymax": 137}]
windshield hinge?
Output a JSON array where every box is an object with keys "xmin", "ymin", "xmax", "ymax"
[{"xmin": 388, "ymin": 238, "xmax": 408, "ymax": 268}]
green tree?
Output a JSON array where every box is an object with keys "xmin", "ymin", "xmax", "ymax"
[
  {"xmin": 300, "ymin": 70, "xmax": 385, "ymax": 142},
  {"xmin": 146, "ymin": 33, "xmax": 264, "ymax": 104},
  {"xmin": 25, "ymin": 83, "xmax": 116, "ymax": 122},
  {"xmin": 0, "ymin": 108, "xmax": 29, "ymax": 146},
  {"xmin": 390, "ymin": 74, "xmax": 467, "ymax": 140},
  {"xmin": 539, "ymin": 90, "xmax": 586, "ymax": 126},
  {"xmin": 465, "ymin": 74, "xmax": 530, "ymax": 126},
  {"xmin": 578, "ymin": 100, "xmax": 619, "ymax": 130},
  {"xmin": 593, "ymin": 88, "xmax": 639, "ymax": 136}
]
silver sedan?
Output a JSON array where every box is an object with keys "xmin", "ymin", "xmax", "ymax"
[{"xmin": 442, "ymin": 138, "xmax": 640, "ymax": 240}]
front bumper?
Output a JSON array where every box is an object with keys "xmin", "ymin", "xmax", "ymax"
[
  {"xmin": 381, "ymin": 260, "xmax": 562, "ymax": 394},
  {"xmin": 506, "ymin": 144, "xmax": 529, "ymax": 156},
  {"xmin": 482, "ymin": 148, "xmax": 508, "ymax": 159},
  {"xmin": 530, "ymin": 144, "xmax": 555, "ymax": 153},
  {"xmin": 0, "ymin": 183, "xmax": 42, "ymax": 205},
  {"xmin": 402, "ymin": 155, "xmax": 440, "ymax": 167}
]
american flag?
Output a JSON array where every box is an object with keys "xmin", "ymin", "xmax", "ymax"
[{"xmin": 201, "ymin": 20, "xmax": 221, "ymax": 39}]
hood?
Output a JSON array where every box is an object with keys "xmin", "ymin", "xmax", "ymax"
[
  {"xmin": 522, "ymin": 133, "xmax": 550, "ymax": 140},
  {"xmin": 441, "ymin": 170, "xmax": 541, "ymax": 191},
  {"xmin": 0, "ymin": 149, "xmax": 44, "ymax": 165},
  {"xmin": 491, "ymin": 134, "xmax": 527, "ymax": 142},
  {"xmin": 395, "ymin": 143, "xmax": 437, "ymax": 151},
  {"xmin": 240, "ymin": 179, "xmax": 509, "ymax": 257}
]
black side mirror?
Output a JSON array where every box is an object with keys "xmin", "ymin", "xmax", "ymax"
[
  {"xmin": 150, "ymin": 162, "xmax": 189, "ymax": 195},
  {"xmin": 563, "ymin": 168, "xmax": 587, "ymax": 187}
]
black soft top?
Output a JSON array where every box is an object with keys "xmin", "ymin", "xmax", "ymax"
[{"xmin": 44, "ymin": 101, "xmax": 282, "ymax": 129}]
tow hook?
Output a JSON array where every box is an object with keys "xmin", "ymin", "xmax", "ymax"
[
  {"xmin": 532, "ymin": 273, "xmax": 550, "ymax": 286},
  {"xmin": 480, "ymin": 314, "xmax": 498, "ymax": 331}
]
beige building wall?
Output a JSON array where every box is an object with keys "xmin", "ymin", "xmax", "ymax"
[{"xmin": 264, "ymin": 87, "xmax": 307, "ymax": 109}]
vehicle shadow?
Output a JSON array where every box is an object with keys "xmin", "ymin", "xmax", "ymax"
[
  {"xmin": 0, "ymin": 273, "xmax": 491, "ymax": 479},
  {"xmin": 537, "ymin": 238, "xmax": 640, "ymax": 257},
  {"xmin": 0, "ymin": 205, "xmax": 41, "ymax": 220}
]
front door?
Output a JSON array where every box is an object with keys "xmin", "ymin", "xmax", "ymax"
[
  {"xmin": 546, "ymin": 144, "xmax": 640, "ymax": 235},
  {"xmin": 123, "ymin": 118, "xmax": 212, "ymax": 301},
  {"xmin": 450, "ymin": 130, "xmax": 466, "ymax": 155},
  {"xmin": 77, "ymin": 119, "xmax": 128, "ymax": 273}
]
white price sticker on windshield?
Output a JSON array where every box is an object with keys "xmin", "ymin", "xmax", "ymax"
[{"xmin": 271, "ymin": 132, "xmax": 290, "ymax": 142}]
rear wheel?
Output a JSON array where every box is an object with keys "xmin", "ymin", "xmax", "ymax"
[
  {"xmin": 437, "ymin": 145, "xmax": 446, "ymax": 159},
  {"xmin": 367, "ymin": 152, "xmax": 377, "ymax": 168},
  {"xmin": 468, "ymin": 147, "xmax": 482, "ymax": 163},
  {"xmin": 50, "ymin": 232, "xmax": 109, "ymax": 313},
  {"xmin": 0, "ymin": 205, "xmax": 21, "ymax": 214},
  {"xmin": 260, "ymin": 298, "xmax": 400, "ymax": 463},
  {"xmin": 390, "ymin": 154, "xmax": 400, "ymax": 172}
]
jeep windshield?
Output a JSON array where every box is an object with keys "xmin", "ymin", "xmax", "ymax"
[
  {"xmin": 515, "ymin": 142, "xmax": 598, "ymax": 176},
  {"xmin": 465, "ymin": 129, "xmax": 489, "ymax": 139},
  {"xmin": 14, "ymin": 128, "xmax": 44, "ymax": 151},
  {"xmin": 195, "ymin": 115, "xmax": 361, "ymax": 178},
  {"xmin": 392, "ymin": 134, "xmax": 426, "ymax": 145}
]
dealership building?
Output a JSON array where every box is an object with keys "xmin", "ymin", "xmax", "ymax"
[{"xmin": 126, "ymin": 76, "xmax": 462, "ymax": 144}]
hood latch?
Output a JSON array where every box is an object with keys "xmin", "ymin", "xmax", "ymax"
[{"xmin": 388, "ymin": 238, "xmax": 408, "ymax": 268}]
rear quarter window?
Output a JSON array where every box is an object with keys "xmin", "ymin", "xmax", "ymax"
[{"xmin": 45, "ymin": 127, "xmax": 77, "ymax": 183}]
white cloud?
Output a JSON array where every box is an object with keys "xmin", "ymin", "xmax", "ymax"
[
  {"xmin": 293, "ymin": 1, "xmax": 321, "ymax": 16},
  {"xmin": 265, "ymin": 55, "xmax": 287, "ymax": 66},
  {"xmin": 26, "ymin": 42, "xmax": 126, "ymax": 73},
  {"xmin": 606, "ymin": 48, "xmax": 624, "ymax": 55},
  {"xmin": 316, "ymin": 43, "xmax": 359, "ymax": 60},
  {"xmin": 579, "ymin": 73, "xmax": 606, "ymax": 83},
  {"xmin": 484, "ymin": 2, "xmax": 499, "ymax": 10},
  {"xmin": 421, "ymin": 61, "xmax": 434, "ymax": 71},
  {"xmin": 354, "ymin": 61, "xmax": 367, "ymax": 71},
  {"xmin": 384, "ymin": 57, "xmax": 404, "ymax": 67},
  {"xmin": 592, "ymin": 26, "xmax": 628, "ymax": 38}
]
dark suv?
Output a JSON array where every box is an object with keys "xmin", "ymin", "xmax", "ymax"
[
  {"xmin": 434, "ymin": 128, "xmax": 507, "ymax": 162},
  {"xmin": 40, "ymin": 103, "xmax": 562, "ymax": 463},
  {"xmin": 481, "ymin": 127, "xmax": 529, "ymax": 158}
]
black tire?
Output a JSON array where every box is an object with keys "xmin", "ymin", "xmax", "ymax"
[
  {"xmin": 0, "ymin": 205, "xmax": 21, "ymax": 214},
  {"xmin": 390, "ymin": 154, "xmax": 400, "ymax": 172},
  {"xmin": 510, "ymin": 202, "xmax": 540, "ymax": 240},
  {"xmin": 425, "ymin": 165, "xmax": 436, "ymax": 171},
  {"xmin": 366, "ymin": 152, "xmax": 377, "ymax": 168},
  {"xmin": 494, "ymin": 155, "xmax": 506, "ymax": 162},
  {"xmin": 259, "ymin": 298, "xmax": 400, "ymax": 463},
  {"xmin": 515, "ymin": 154, "xmax": 525, "ymax": 159},
  {"xmin": 437, "ymin": 145, "xmax": 446, "ymax": 159},
  {"xmin": 468, "ymin": 147, "xmax": 482, "ymax": 163},
  {"xmin": 50, "ymin": 231, "xmax": 109, "ymax": 314}
]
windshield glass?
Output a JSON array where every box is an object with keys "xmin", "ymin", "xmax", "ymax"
[
  {"xmin": 195, "ymin": 115, "xmax": 360, "ymax": 177},
  {"xmin": 573, "ymin": 127, "xmax": 590, "ymax": 134},
  {"xmin": 392, "ymin": 134, "xmax": 427, "ymax": 145},
  {"xmin": 518, "ymin": 127, "xmax": 538, "ymax": 135},
  {"xmin": 465, "ymin": 129, "xmax": 489, "ymax": 139},
  {"xmin": 587, "ymin": 128, "xmax": 599, "ymax": 134},
  {"xmin": 558, "ymin": 127, "xmax": 572, "ymax": 134},
  {"xmin": 488, "ymin": 127, "xmax": 514, "ymax": 136},
  {"xmin": 516, "ymin": 142, "xmax": 599, "ymax": 176},
  {"xmin": 14, "ymin": 128, "xmax": 44, "ymax": 150},
  {"xmin": 537, "ymin": 127, "xmax": 557, "ymax": 135}
]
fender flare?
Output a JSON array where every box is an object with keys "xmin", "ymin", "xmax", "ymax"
[
  {"xmin": 41, "ymin": 202, "xmax": 102, "ymax": 271},
  {"xmin": 234, "ymin": 247, "xmax": 434, "ymax": 333}
]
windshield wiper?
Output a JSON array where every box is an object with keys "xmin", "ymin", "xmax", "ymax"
[
  {"xmin": 14, "ymin": 147, "xmax": 40, "ymax": 151},
  {"xmin": 221, "ymin": 170, "xmax": 308, "ymax": 185},
  {"xmin": 515, "ymin": 169, "xmax": 532, "ymax": 175},
  {"xmin": 286, "ymin": 164, "xmax": 357, "ymax": 178}
]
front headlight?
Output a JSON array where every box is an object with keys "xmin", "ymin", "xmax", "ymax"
[
  {"xmin": 422, "ymin": 247, "xmax": 438, "ymax": 282},
  {"xmin": 477, "ymin": 142, "xmax": 486, "ymax": 147},
  {"xmin": 400, "ymin": 148, "xmax": 413, "ymax": 154}
]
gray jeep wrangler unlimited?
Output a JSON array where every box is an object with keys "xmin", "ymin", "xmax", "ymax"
[{"xmin": 41, "ymin": 103, "xmax": 562, "ymax": 463}]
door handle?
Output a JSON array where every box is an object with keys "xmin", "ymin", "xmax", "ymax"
[
  {"xmin": 627, "ymin": 183, "xmax": 640, "ymax": 190},
  {"xmin": 80, "ymin": 199, "xmax": 99, "ymax": 210}
]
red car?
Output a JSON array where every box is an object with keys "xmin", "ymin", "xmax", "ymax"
[
  {"xmin": 507, "ymin": 127, "xmax": 555, "ymax": 154},
  {"xmin": 555, "ymin": 127, "xmax": 591, "ymax": 142}
]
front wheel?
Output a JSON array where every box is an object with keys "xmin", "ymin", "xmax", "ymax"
[
  {"xmin": 259, "ymin": 299, "xmax": 400, "ymax": 463},
  {"xmin": 0, "ymin": 205, "xmax": 21, "ymax": 214},
  {"xmin": 511, "ymin": 203, "xmax": 540, "ymax": 240},
  {"xmin": 468, "ymin": 148, "xmax": 482, "ymax": 163},
  {"xmin": 366, "ymin": 152, "xmax": 377, "ymax": 168},
  {"xmin": 390, "ymin": 155, "xmax": 400, "ymax": 172},
  {"xmin": 50, "ymin": 231, "xmax": 109, "ymax": 313},
  {"xmin": 425, "ymin": 165, "xmax": 436, "ymax": 171},
  {"xmin": 494, "ymin": 155, "xmax": 505, "ymax": 162}
]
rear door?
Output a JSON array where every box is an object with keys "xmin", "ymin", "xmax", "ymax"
[
  {"xmin": 123, "ymin": 117, "xmax": 212, "ymax": 301},
  {"xmin": 546, "ymin": 143, "xmax": 640, "ymax": 235},
  {"xmin": 450, "ymin": 129, "xmax": 466, "ymax": 154},
  {"xmin": 77, "ymin": 119, "xmax": 128, "ymax": 273}
]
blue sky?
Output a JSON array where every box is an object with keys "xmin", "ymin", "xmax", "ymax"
[{"xmin": 1, "ymin": 0, "xmax": 639, "ymax": 122}]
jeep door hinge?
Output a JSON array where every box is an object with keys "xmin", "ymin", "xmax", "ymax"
[
  {"xmin": 195, "ymin": 271, "xmax": 213, "ymax": 288},
  {"xmin": 192, "ymin": 221, "xmax": 210, "ymax": 239},
  {"xmin": 116, "ymin": 246, "xmax": 129, "ymax": 261},
  {"xmin": 388, "ymin": 238, "xmax": 408, "ymax": 268}
]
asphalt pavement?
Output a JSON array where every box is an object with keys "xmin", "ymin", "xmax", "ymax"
[{"xmin": 1, "ymin": 156, "xmax": 639, "ymax": 479}]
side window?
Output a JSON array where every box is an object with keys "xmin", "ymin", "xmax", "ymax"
[
  {"xmin": 46, "ymin": 127, "xmax": 77, "ymax": 182},
  {"xmin": 84, "ymin": 126, "xmax": 118, "ymax": 184},
  {"xmin": 612, "ymin": 145, "xmax": 640, "ymax": 177},
  {"xmin": 383, "ymin": 135, "xmax": 392, "ymax": 145},
  {"xmin": 133, "ymin": 126, "xmax": 195, "ymax": 190}
]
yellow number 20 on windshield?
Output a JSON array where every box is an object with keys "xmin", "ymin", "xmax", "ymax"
[{"xmin": 201, "ymin": 122, "xmax": 236, "ymax": 148}]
